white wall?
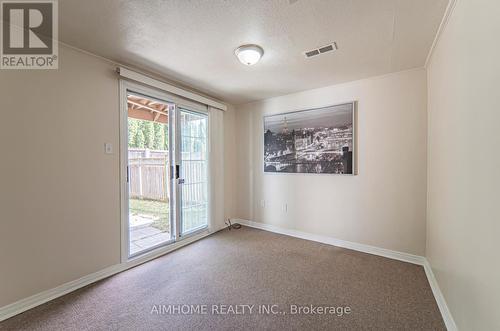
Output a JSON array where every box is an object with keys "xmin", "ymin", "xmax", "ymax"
[
  {"xmin": 0, "ymin": 44, "xmax": 235, "ymax": 308},
  {"xmin": 426, "ymin": 0, "xmax": 500, "ymax": 330},
  {"xmin": 235, "ymin": 68, "xmax": 428, "ymax": 255}
]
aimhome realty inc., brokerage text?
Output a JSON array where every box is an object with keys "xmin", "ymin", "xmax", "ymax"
[{"xmin": 151, "ymin": 304, "xmax": 352, "ymax": 316}]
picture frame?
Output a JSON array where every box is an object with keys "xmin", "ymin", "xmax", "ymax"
[{"xmin": 263, "ymin": 102, "xmax": 356, "ymax": 175}]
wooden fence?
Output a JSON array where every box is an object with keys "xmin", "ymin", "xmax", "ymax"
[
  {"xmin": 128, "ymin": 148, "xmax": 207, "ymax": 204},
  {"xmin": 129, "ymin": 149, "xmax": 169, "ymax": 201}
]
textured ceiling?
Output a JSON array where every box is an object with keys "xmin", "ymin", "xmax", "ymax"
[{"xmin": 59, "ymin": 0, "xmax": 448, "ymax": 104}]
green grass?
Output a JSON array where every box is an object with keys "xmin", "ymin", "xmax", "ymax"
[
  {"xmin": 129, "ymin": 199, "xmax": 170, "ymax": 231},
  {"xmin": 129, "ymin": 199, "xmax": 207, "ymax": 233}
]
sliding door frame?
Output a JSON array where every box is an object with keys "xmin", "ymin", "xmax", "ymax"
[
  {"xmin": 119, "ymin": 80, "xmax": 177, "ymax": 261},
  {"xmin": 119, "ymin": 80, "xmax": 211, "ymax": 262},
  {"xmin": 176, "ymin": 107, "xmax": 210, "ymax": 239}
]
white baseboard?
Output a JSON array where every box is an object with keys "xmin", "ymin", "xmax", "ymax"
[
  {"xmin": 423, "ymin": 260, "xmax": 458, "ymax": 331},
  {"xmin": 234, "ymin": 219, "xmax": 425, "ymax": 265},
  {"xmin": 233, "ymin": 218, "xmax": 457, "ymax": 331},
  {"xmin": 0, "ymin": 264, "xmax": 122, "ymax": 322},
  {"xmin": 0, "ymin": 230, "xmax": 213, "ymax": 322}
]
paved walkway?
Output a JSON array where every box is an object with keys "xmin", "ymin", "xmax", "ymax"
[{"xmin": 129, "ymin": 216, "xmax": 170, "ymax": 255}]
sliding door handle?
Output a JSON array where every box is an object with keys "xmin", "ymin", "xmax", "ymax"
[{"xmin": 171, "ymin": 165, "xmax": 180, "ymax": 180}]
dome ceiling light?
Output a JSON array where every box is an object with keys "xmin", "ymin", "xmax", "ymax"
[{"xmin": 234, "ymin": 44, "xmax": 264, "ymax": 66}]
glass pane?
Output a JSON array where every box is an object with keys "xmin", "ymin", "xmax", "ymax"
[
  {"xmin": 127, "ymin": 92, "xmax": 172, "ymax": 256},
  {"xmin": 180, "ymin": 110, "xmax": 208, "ymax": 234}
]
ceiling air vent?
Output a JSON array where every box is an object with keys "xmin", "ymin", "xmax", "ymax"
[
  {"xmin": 304, "ymin": 42, "xmax": 338, "ymax": 58},
  {"xmin": 305, "ymin": 49, "xmax": 320, "ymax": 58}
]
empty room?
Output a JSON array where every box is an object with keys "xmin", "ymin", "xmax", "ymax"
[{"xmin": 0, "ymin": 0, "xmax": 498, "ymax": 330}]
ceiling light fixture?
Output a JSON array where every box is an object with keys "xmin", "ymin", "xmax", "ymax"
[{"xmin": 235, "ymin": 44, "xmax": 264, "ymax": 66}]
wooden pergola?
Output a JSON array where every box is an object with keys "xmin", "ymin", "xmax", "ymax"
[{"xmin": 127, "ymin": 94, "xmax": 170, "ymax": 124}]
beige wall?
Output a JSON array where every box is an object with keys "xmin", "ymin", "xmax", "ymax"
[
  {"xmin": 0, "ymin": 45, "xmax": 235, "ymax": 308},
  {"xmin": 0, "ymin": 46, "xmax": 121, "ymax": 306},
  {"xmin": 426, "ymin": 0, "xmax": 500, "ymax": 330},
  {"xmin": 235, "ymin": 68, "xmax": 428, "ymax": 255}
]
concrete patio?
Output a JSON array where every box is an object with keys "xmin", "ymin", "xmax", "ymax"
[{"xmin": 129, "ymin": 213, "xmax": 170, "ymax": 255}]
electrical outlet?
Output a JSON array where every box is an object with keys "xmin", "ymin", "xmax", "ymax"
[
  {"xmin": 260, "ymin": 200, "xmax": 266, "ymax": 208},
  {"xmin": 282, "ymin": 203, "xmax": 288, "ymax": 213}
]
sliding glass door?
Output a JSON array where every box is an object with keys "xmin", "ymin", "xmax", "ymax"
[
  {"xmin": 126, "ymin": 92, "xmax": 174, "ymax": 257},
  {"xmin": 122, "ymin": 83, "xmax": 209, "ymax": 258},
  {"xmin": 178, "ymin": 109, "xmax": 209, "ymax": 236}
]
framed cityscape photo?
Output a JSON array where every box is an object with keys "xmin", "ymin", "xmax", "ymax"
[{"xmin": 263, "ymin": 102, "xmax": 355, "ymax": 174}]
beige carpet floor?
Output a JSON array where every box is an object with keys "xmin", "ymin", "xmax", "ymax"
[{"xmin": 0, "ymin": 226, "xmax": 445, "ymax": 330}]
